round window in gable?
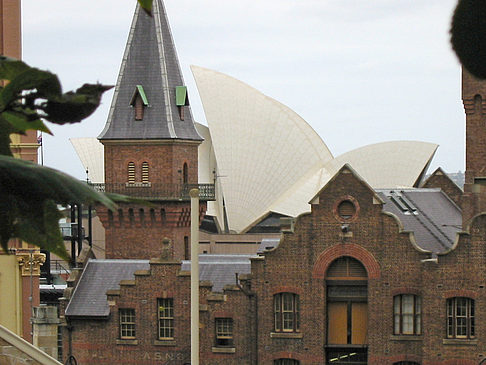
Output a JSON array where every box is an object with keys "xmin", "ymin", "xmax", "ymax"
[{"xmin": 337, "ymin": 200, "xmax": 356, "ymax": 220}]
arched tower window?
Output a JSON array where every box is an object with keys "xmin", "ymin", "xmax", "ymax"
[
  {"xmin": 128, "ymin": 208, "xmax": 135, "ymax": 226},
  {"xmin": 183, "ymin": 162, "xmax": 188, "ymax": 184},
  {"xmin": 142, "ymin": 162, "xmax": 149, "ymax": 183},
  {"xmin": 128, "ymin": 162, "xmax": 135, "ymax": 184},
  {"xmin": 108, "ymin": 210, "xmax": 114, "ymax": 226}
]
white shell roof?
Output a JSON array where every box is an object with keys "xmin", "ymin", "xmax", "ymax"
[
  {"xmin": 326, "ymin": 141, "xmax": 438, "ymax": 189},
  {"xmin": 70, "ymin": 137, "xmax": 104, "ymax": 183},
  {"xmin": 269, "ymin": 141, "xmax": 438, "ymax": 218},
  {"xmin": 191, "ymin": 65, "xmax": 334, "ymax": 233}
]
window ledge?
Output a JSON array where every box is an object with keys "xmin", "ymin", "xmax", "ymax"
[
  {"xmin": 116, "ymin": 339, "xmax": 138, "ymax": 345},
  {"xmin": 390, "ymin": 335, "xmax": 422, "ymax": 341},
  {"xmin": 153, "ymin": 339, "xmax": 176, "ymax": 346},
  {"xmin": 443, "ymin": 338, "xmax": 478, "ymax": 346},
  {"xmin": 270, "ymin": 332, "xmax": 303, "ymax": 339},
  {"xmin": 212, "ymin": 347, "xmax": 236, "ymax": 353}
]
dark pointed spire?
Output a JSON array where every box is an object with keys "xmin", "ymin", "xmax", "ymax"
[{"xmin": 99, "ymin": 0, "xmax": 202, "ymax": 141}]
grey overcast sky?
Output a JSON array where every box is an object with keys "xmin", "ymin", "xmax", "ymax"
[{"xmin": 22, "ymin": 0, "xmax": 463, "ymax": 180}]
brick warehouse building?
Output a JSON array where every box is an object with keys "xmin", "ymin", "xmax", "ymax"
[{"xmin": 60, "ymin": 1, "xmax": 486, "ymax": 364}]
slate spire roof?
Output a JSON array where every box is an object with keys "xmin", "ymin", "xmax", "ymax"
[{"xmin": 98, "ymin": 0, "xmax": 202, "ymax": 141}]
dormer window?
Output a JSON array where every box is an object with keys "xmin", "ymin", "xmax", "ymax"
[
  {"xmin": 176, "ymin": 86, "xmax": 189, "ymax": 121},
  {"xmin": 130, "ymin": 85, "xmax": 149, "ymax": 121}
]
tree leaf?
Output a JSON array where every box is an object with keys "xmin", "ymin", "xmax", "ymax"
[
  {"xmin": 2, "ymin": 198, "xmax": 69, "ymax": 260},
  {"xmin": 451, "ymin": 0, "xmax": 486, "ymax": 79},
  {"xmin": 138, "ymin": 0, "xmax": 153, "ymax": 16},
  {"xmin": 0, "ymin": 56, "xmax": 30, "ymax": 81},
  {"xmin": 1, "ymin": 111, "xmax": 51, "ymax": 134},
  {"xmin": 41, "ymin": 83, "xmax": 113, "ymax": 125},
  {"xmin": 0, "ymin": 67, "xmax": 61, "ymax": 111},
  {"xmin": 0, "ymin": 117, "xmax": 15, "ymax": 156},
  {"xmin": 0, "ymin": 155, "xmax": 117, "ymax": 209},
  {"xmin": 0, "ymin": 156, "xmax": 119, "ymax": 257}
]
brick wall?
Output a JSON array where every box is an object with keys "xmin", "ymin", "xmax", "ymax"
[
  {"xmin": 99, "ymin": 140, "xmax": 205, "ymax": 260},
  {"xmin": 250, "ymin": 166, "xmax": 486, "ymax": 364},
  {"xmin": 64, "ymin": 260, "xmax": 252, "ymax": 364},
  {"xmin": 103, "ymin": 141, "xmax": 199, "ymax": 186}
]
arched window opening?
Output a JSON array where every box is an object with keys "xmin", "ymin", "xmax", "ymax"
[
  {"xmin": 128, "ymin": 162, "xmax": 135, "ymax": 184},
  {"xmin": 337, "ymin": 200, "xmax": 356, "ymax": 220},
  {"xmin": 326, "ymin": 256, "xmax": 367, "ymax": 280},
  {"xmin": 142, "ymin": 162, "xmax": 149, "ymax": 183},
  {"xmin": 128, "ymin": 208, "xmax": 134, "ymax": 226},
  {"xmin": 326, "ymin": 256, "xmax": 368, "ymax": 364},
  {"xmin": 183, "ymin": 162, "xmax": 188, "ymax": 184},
  {"xmin": 108, "ymin": 210, "xmax": 114, "ymax": 226},
  {"xmin": 139, "ymin": 209, "xmax": 145, "ymax": 226},
  {"xmin": 161, "ymin": 209, "xmax": 166, "ymax": 225},
  {"xmin": 118, "ymin": 209, "xmax": 124, "ymax": 224},
  {"xmin": 150, "ymin": 209, "xmax": 156, "ymax": 225}
]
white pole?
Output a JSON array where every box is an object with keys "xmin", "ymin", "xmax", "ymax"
[{"xmin": 190, "ymin": 189, "xmax": 199, "ymax": 365}]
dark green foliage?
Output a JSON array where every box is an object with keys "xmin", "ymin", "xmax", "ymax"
[
  {"xmin": 0, "ymin": 57, "xmax": 115, "ymax": 259},
  {"xmin": 451, "ymin": 0, "xmax": 486, "ymax": 79},
  {"xmin": 40, "ymin": 83, "xmax": 113, "ymax": 125},
  {"xmin": 0, "ymin": 157, "xmax": 117, "ymax": 260},
  {"xmin": 0, "ymin": 56, "xmax": 113, "ymax": 135}
]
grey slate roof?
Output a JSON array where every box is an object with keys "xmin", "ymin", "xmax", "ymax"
[
  {"xmin": 181, "ymin": 254, "xmax": 253, "ymax": 292},
  {"xmin": 377, "ymin": 188, "xmax": 461, "ymax": 254},
  {"xmin": 65, "ymin": 260, "xmax": 149, "ymax": 317},
  {"xmin": 65, "ymin": 256, "xmax": 253, "ymax": 317},
  {"xmin": 98, "ymin": 0, "xmax": 202, "ymax": 141}
]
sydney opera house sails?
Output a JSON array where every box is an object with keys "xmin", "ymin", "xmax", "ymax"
[
  {"xmin": 191, "ymin": 66, "xmax": 437, "ymax": 233},
  {"xmin": 72, "ymin": 66, "xmax": 437, "ymax": 234}
]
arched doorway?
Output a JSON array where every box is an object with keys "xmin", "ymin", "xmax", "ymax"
[{"xmin": 326, "ymin": 256, "xmax": 368, "ymax": 364}]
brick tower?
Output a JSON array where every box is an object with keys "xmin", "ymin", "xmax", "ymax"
[
  {"xmin": 462, "ymin": 69, "xmax": 486, "ymax": 226},
  {"xmin": 98, "ymin": 0, "xmax": 211, "ymax": 260}
]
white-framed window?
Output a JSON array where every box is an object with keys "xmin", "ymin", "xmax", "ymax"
[
  {"xmin": 274, "ymin": 293, "xmax": 299, "ymax": 332},
  {"xmin": 119, "ymin": 308, "xmax": 136, "ymax": 339},
  {"xmin": 158, "ymin": 298, "xmax": 174, "ymax": 339},
  {"xmin": 393, "ymin": 294, "xmax": 421, "ymax": 335},
  {"xmin": 215, "ymin": 318, "xmax": 233, "ymax": 347},
  {"xmin": 447, "ymin": 297, "xmax": 475, "ymax": 339}
]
